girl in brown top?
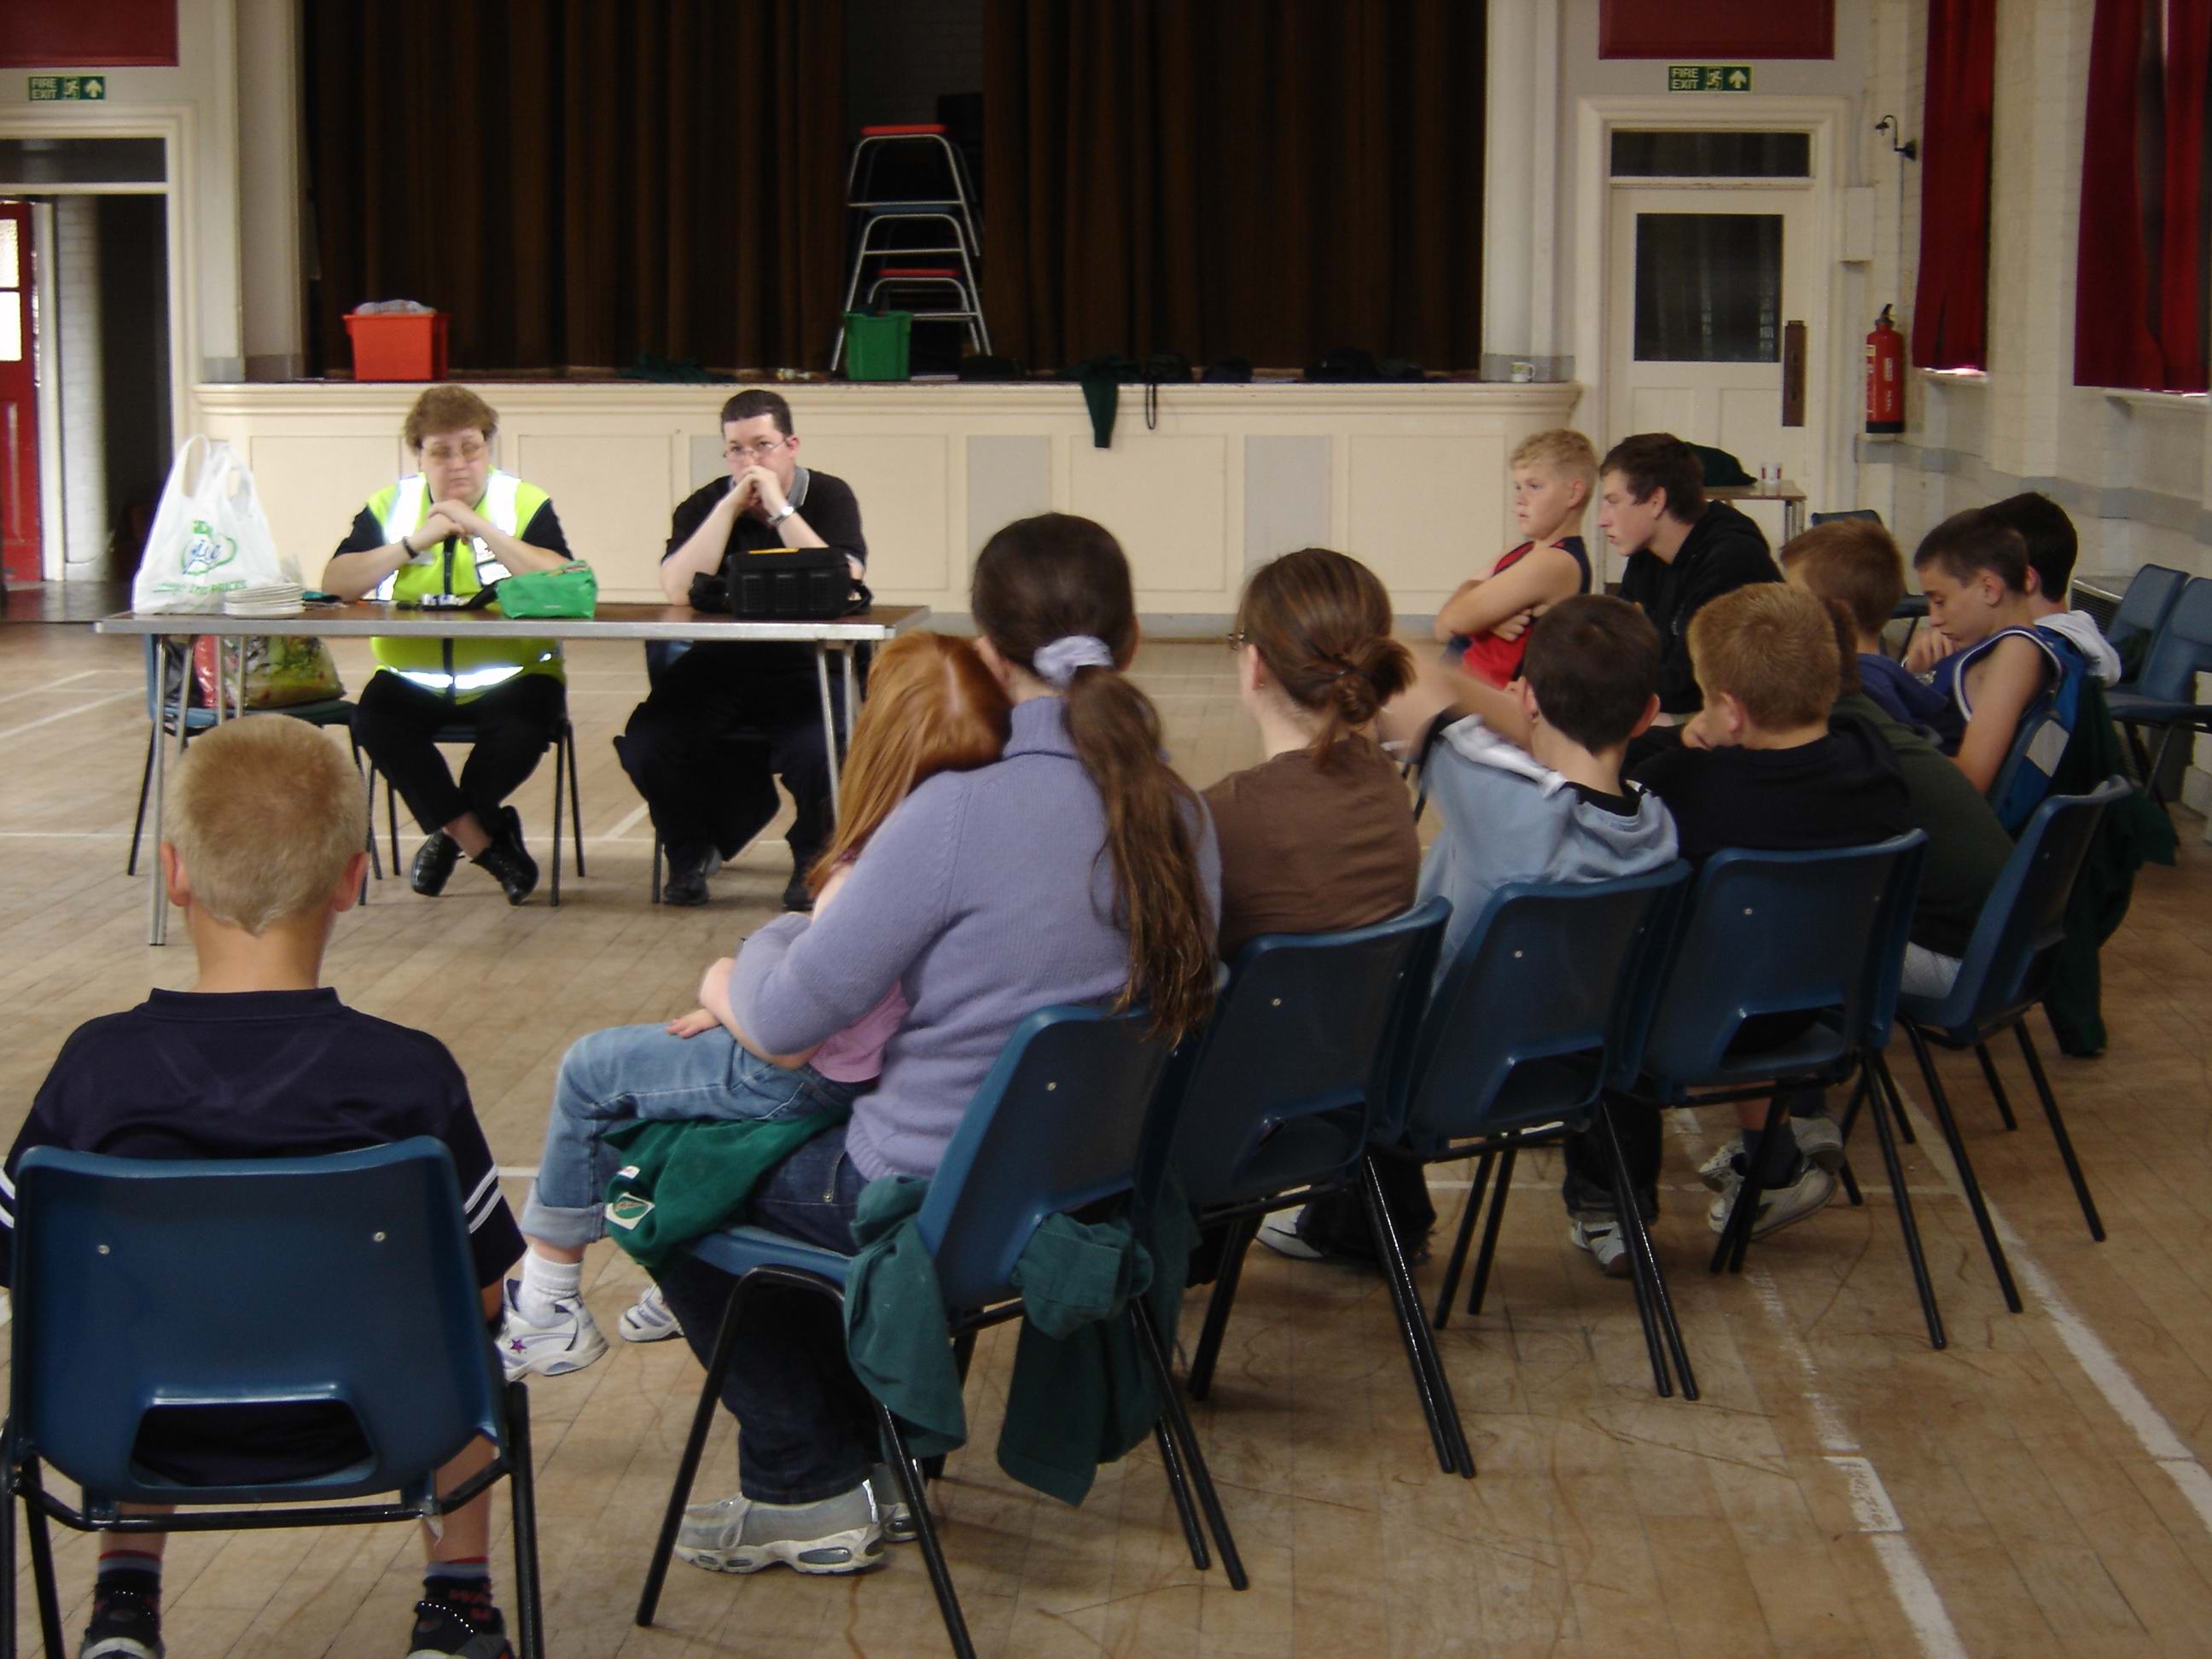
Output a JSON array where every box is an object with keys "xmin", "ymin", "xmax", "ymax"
[{"xmin": 1202, "ymin": 547, "xmax": 1429, "ymax": 1263}]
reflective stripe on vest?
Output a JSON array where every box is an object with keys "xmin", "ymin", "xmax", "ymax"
[{"xmin": 366, "ymin": 471, "xmax": 560, "ymax": 697}]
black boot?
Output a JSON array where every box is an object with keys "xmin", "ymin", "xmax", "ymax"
[
  {"xmin": 472, "ymin": 808, "xmax": 538, "ymax": 906},
  {"xmin": 662, "ymin": 843, "xmax": 715, "ymax": 907},
  {"xmin": 783, "ymin": 857, "xmax": 816, "ymax": 913},
  {"xmin": 410, "ymin": 830, "xmax": 460, "ymax": 896}
]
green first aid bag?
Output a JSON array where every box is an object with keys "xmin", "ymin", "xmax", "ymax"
[{"xmin": 497, "ymin": 562, "xmax": 597, "ymax": 619}]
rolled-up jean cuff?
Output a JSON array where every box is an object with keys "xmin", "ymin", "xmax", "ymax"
[{"xmin": 519, "ymin": 1185, "xmax": 605, "ymax": 1249}]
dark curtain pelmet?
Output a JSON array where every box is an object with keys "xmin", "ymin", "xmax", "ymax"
[
  {"xmin": 981, "ymin": 0, "xmax": 1486, "ymax": 372},
  {"xmin": 303, "ymin": 0, "xmax": 847, "ymax": 375}
]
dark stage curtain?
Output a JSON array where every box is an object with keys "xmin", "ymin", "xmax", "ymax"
[
  {"xmin": 980, "ymin": 0, "xmax": 1486, "ymax": 372},
  {"xmin": 2075, "ymin": 0, "xmax": 2212, "ymax": 390},
  {"xmin": 1909, "ymin": 0, "xmax": 1995, "ymax": 370},
  {"xmin": 302, "ymin": 0, "xmax": 847, "ymax": 375}
]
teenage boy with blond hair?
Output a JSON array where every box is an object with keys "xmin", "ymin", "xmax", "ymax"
[
  {"xmin": 0, "ymin": 719, "xmax": 526, "ymax": 1659},
  {"xmin": 1628, "ymin": 585, "xmax": 1912, "ymax": 1239},
  {"xmin": 1435, "ymin": 428, "xmax": 1598, "ymax": 686}
]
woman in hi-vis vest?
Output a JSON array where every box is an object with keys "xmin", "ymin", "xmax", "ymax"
[{"xmin": 323, "ymin": 384, "xmax": 581, "ymax": 905}]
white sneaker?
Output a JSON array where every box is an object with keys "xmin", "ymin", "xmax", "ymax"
[
  {"xmin": 618, "ymin": 1281, "xmax": 682, "ymax": 1343},
  {"xmin": 868, "ymin": 1463, "xmax": 919, "ymax": 1543},
  {"xmin": 1569, "ymin": 1214, "xmax": 1633, "ymax": 1278},
  {"xmin": 1697, "ymin": 1137, "xmax": 1743, "ymax": 1193},
  {"xmin": 1707, "ymin": 1162, "xmax": 1837, "ymax": 1239},
  {"xmin": 1790, "ymin": 1113, "xmax": 1846, "ymax": 1173},
  {"xmin": 1254, "ymin": 1212, "xmax": 1326, "ymax": 1261},
  {"xmin": 498, "ymin": 1278, "xmax": 608, "ymax": 1380},
  {"xmin": 675, "ymin": 1486, "xmax": 886, "ymax": 1576}
]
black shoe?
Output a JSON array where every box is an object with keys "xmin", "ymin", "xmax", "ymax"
[
  {"xmin": 410, "ymin": 831, "xmax": 460, "ymax": 897},
  {"xmin": 405, "ymin": 1598, "xmax": 511, "ymax": 1658},
  {"xmin": 783, "ymin": 855, "xmax": 817, "ymax": 913},
  {"xmin": 79, "ymin": 1578, "xmax": 164, "ymax": 1659},
  {"xmin": 663, "ymin": 843, "xmax": 714, "ymax": 907},
  {"xmin": 472, "ymin": 809, "xmax": 538, "ymax": 906}
]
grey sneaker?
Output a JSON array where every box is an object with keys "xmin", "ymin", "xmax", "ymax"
[
  {"xmin": 675, "ymin": 1484, "xmax": 886, "ymax": 1576},
  {"xmin": 1707, "ymin": 1161, "xmax": 1837, "ymax": 1239},
  {"xmin": 1569, "ymin": 1213, "xmax": 1633, "ymax": 1278},
  {"xmin": 868, "ymin": 1463, "xmax": 919, "ymax": 1543},
  {"xmin": 1790, "ymin": 1113, "xmax": 1846, "ymax": 1173},
  {"xmin": 618, "ymin": 1281, "xmax": 682, "ymax": 1343},
  {"xmin": 1697, "ymin": 1137, "xmax": 1743, "ymax": 1193}
]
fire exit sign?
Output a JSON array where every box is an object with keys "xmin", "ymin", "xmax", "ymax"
[
  {"xmin": 1668, "ymin": 64, "xmax": 1753, "ymax": 93},
  {"xmin": 27, "ymin": 75, "xmax": 108, "ymax": 101}
]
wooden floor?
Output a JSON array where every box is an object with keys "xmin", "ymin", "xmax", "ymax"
[{"xmin": 4, "ymin": 623, "xmax": 2212, "ymax": 1657}]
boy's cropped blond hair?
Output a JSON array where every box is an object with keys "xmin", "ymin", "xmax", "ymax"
[
  {"xmin": 1686, "ymin": 584, "xmax": 1839, "ymax": 731},
  {"xmin": 1509, "ymin": 428, "xmax": 1600, "ymax": 498},
  {"xmin": 1778, "ymin": 519, "xmax": 1906, "ymax": 638},
  {"xmin": 165, "ymin": 718, "xmax": 367, "ymax": 934}
]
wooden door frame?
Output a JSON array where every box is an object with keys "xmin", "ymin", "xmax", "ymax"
[{"xmin": 1573, "ymin": 95, "xmax": 1850, "ymax": 580}]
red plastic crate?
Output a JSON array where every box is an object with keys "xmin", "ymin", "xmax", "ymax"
[{"xmin": 345, "ymin": 311, "xmax": 450, "ymax": 381}]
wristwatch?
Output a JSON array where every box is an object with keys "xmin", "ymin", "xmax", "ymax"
[{"xmin": 767, "ymin": 502, "xmax": 797, "ymax": 526}]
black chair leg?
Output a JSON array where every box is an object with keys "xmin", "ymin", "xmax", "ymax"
[
  {"xmin": 1467, "ymin": 1144, "xmax": 1517, "ymax": 1317},
  {"xmin": 1895, "ymin": 1034, "xmax": 2023, "ymax": 1312},
  {"xmin": 1973, "ymin": 1042, "xmax": 2020, "ymax": 1131},
  {"xmin": 504, "ymin": 1382, "xmax": 545, "ymax": 1659},
  {"xmin": 1599, "ymin": 1102, "xmax": 1696, "ymax": 1400},
  {"xmin": 1833, "ymin": 1073, "xmax": 1869, "ymax": 1207},
  {"xmin": 386, "ymin": 767, "xmax": 401, "ymax": 872},
  {"xmin": 1186, "ymin": 1214, "xmax": 1260, "ymax": 1402},
  {"xmin": 1434, "ymin": 1149, "xmax": 1494, "ymax": 1329},
  {"xmin": 1, "ymin": 1457, "xmax": 16, "ymax": 1659},
  {"xmin": 18, "ymin": 1464, "xmax": 63, "ymax": 1659},
  {"xmin": 550, "ymin": 730, "xmax": 565, "ymax": 910},
  {"xmin": 1607, "ymin": 1121, "xmax": 1674, "ymax": 1400},
  {"xmin": 567, "ymin": 726, "xmax": 586, "ymax": 876},
  {"xmin": 2014, "ymin": 1022, "xmax": 2105, "ymax": 1242},
  {"xmin": 1709, "ymin": 1103, "xmax": 1780, "ymax": 1277},
  {"xmin": 1865, "ymin": 1058, "xmax": 1947, "ymax": 1350},
  {"xmin": 1151, "ymin": 1421, "xmax": 1211, "ymax": 1572},
  {"xmin": 651, "ymin": 835, "xmax": 664, "ymax": 905},
  {"xmin": 126, "ymin": 727, "xmax": 155, "ymax": 876},
  {"xmin": 876, "ymin": 1402, "xmax": 977, "ymax": 1656},
  {"xmin": 637, "ymin": 1277, "xmax": 748, "ymax": 1627},
  {"xmin": 1130, "ymin": 1297, "xmax": 1248, "ymax": 1587},
  {"xmin": 1360, "ymin": 1158, "xmax": 1475, "ymax": 1477}
]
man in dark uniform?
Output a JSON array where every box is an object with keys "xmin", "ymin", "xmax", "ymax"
[{"xmin": 619, "ymin": 390, "xmax": 867, "ymax": 909}]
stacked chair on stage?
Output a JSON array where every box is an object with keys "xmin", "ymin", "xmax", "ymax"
[{"xmin": 831, "ymin": 125, "xmax": 989, "ymax": 373}]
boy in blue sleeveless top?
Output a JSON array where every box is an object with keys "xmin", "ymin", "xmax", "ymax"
[{"xmin": 1914, "ymin": 509, "xmax": 2089, "ymax": 832}]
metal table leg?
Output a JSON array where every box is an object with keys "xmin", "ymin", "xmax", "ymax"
[
  {"xmin": 816, "ymin": 644, "xmax": 841, "ymax": 816},
  {"xmin": 148, "ymin": 636, "xmax": 196, "ymax": 946}
]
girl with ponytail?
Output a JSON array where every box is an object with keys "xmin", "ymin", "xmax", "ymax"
[
  {"xmin": 1207, "ymin": 547, "xmax": 1428, "ymax": 1267},
  {"xmin": 642, "ymin": 513, "xmax": 1220, "ymax": 1566}
]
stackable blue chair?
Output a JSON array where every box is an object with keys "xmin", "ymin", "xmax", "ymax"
[
  {"xmin": 1627, "ymin": 835, "xmax": 1945, "ymax": 1348},
  {"xmin": 636, "ymin": 1003, "xmax": 1227, "ymax": 1659},
  {"xmin": 2100, "ymin": 563, "xmax": 2189, "ymax": 678},
  {"xmin": 1891, "ymin": 781, "xmax": 2128, "ymax": 1312},
  {"xmin": 2, "ymin": 1138, "xmax": 541, "ymax": 1658},
  {"xmin": 2106, "ymin": 578, "xmax": 2212, "ymax": 802},
  {"xmin": 1150, "ymin": 901, "xmax": 1459, "ymax": 1470},
  {"xmin": 1403, "ymin": 865, "xmax": 1696, "ymax": 1398}
]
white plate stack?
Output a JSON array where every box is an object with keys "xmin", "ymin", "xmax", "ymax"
[{"xmin": 222, "ymin": 583, "xmax": 307, "ymax": 619}]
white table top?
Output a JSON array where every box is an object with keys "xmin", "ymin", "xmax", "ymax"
[{"xmin": 96, "ymin": 601, "xmax": 931, "ymax": 643}]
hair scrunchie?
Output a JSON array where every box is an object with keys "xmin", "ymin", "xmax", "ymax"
[{"xmin": 1033, "ymin": 634, "xmax": 1115, "ymax": 689}]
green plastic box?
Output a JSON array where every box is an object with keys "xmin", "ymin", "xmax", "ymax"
[{"xmin": 843, "ymin": 311, "xmax": 913, "ymax": 381}]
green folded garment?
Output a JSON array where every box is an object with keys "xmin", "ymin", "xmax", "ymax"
[{"xmin": 601, "ymin": 1106, "xmax": 849, "ymax": 1272}]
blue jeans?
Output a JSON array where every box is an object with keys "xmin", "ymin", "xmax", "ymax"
[
  {"xmin": 521, "ymin": 1021, "xmax": 854, "ymax": 1249},
  {"xmin": 655, "ymin": 1128, "xmax": 877, "ymax": 1505}
]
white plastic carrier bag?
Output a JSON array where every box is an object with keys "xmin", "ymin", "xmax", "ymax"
[{"xmin": 133, "ymin": 436, "xmax": 299, "ymax": 613}]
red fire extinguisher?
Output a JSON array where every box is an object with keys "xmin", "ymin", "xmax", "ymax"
[{"xmin": 1866, "ymin": 306, "xmax": 1904, "ymax": 434}]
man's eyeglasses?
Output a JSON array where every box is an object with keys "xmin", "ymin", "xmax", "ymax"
[{"xmin": 725, "ymin": 437, "xmax": 792, "ymax": 463}]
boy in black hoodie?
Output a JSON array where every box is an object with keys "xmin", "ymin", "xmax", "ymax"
[{"xmin": 1603, "ymin": 433, "xmax": 1781, "ymax": 720}]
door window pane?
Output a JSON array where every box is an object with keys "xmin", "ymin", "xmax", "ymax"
[
  {"xmin": 1611, "ymin": 131, "xmax": 1811, "ymax": 178},
  {"xmin": 1633, "ymin": 213, "xmax": 1782, "ymax": 362},
  {"xmin": 0, "ymin": 218, "xmax": 16, "ymax": 288}
]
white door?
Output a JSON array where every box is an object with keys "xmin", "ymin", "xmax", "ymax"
[{"xmin": 1605, "ymin": 180, "xmax": 1824, "ymax": 552}]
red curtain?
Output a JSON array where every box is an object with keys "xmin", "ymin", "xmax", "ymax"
[
  {"xmin": 2076, "ymin": 0, "xmax": 2212, "ymax": 390},
  {"xmin": 1910, "ymin": 0, "xmax": 1996, "ymax": 370}
]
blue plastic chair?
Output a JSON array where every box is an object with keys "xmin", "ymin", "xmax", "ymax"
[
  {"xmin": 125, "ymin": 635, "xmax": 360, "ymax": 878},
  {"xmin": 1628, "ymin": 835, "xmax": 1944, "ymax": 1346},
  {"xmin": 2, "ymin": 1138, "xmax": 540, "ymax": 1658},
  {"xmin": 2106, "ymin": 577, "xmax": 2212, "ymax": 802},
  {"xmin": 1891, "ymin": 780, "xmax": 2128, "ymax": 1313},
  {"xmin": 1150, "ymin": 900, "xmax": 1459, "ymax": 1471},
  {"xmin": 1396, "ymin": 866, "xmax": 1697, "ymax": 1399},
  {"xmin": 2102, "ymin": 563, "xmax": 2189, "ymax": 672},
  {"xmin": 634, "ymin": 1003, "xmax": 1225, "ymax": 1659},
  {"xmin": 364, "ymin": 709, "xmax": 585, "ymax": 906}
]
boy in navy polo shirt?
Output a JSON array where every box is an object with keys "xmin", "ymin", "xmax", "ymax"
[{"xmin": 1, "ymin": 718, "xmax": 525, "ymax": 1659}]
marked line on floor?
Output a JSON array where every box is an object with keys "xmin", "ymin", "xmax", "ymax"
[{"xmin": 0, "ymin": 692, "xmax": 137, "ymax": 744}]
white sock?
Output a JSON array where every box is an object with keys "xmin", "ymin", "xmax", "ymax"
[{"xmin": 515, "ymin": 1251, "xmax": 582, "ymax": 1324}]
